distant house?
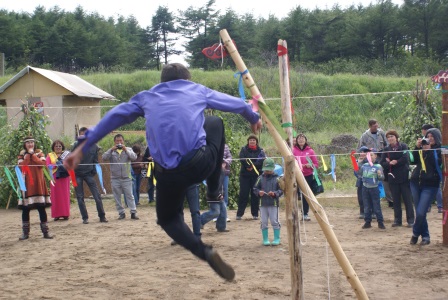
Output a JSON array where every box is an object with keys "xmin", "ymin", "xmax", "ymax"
[{"xmin": 0, "ymin": 66, "xmax": 115, "ymax": 140}]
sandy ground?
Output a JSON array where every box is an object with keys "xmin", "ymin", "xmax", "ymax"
[{"xmin": 1, "ymin": 195, "xmax": 448, "ymax": 300}]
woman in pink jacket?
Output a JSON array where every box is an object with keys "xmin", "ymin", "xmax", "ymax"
[{"xmin": 293, "ymin": 133, "xmax": 319, "ymax": 221}]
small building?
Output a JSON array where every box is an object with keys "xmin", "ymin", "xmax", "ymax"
[{"xmin": 0, "ymin": 66, "xmax": 115, "ymax": 140}]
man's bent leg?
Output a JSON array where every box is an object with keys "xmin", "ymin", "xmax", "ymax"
[{"xmin": 203, "ymin": 116, "xmax": 225, "ymax": 199}]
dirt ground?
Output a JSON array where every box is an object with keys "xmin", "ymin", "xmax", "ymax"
[{"xmin": 1, "ymin": 195, "xmax": 447, "ymax": 300}]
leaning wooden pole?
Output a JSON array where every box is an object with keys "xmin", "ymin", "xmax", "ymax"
[
  {"xmin": 430, "ymin": 71, "xmax": 448, "ymax": 246},
  {"xmin": 442, "ymin": 81, "xmax": 448, "ymax": 246},
  {"xmin": 278, "ymin": 39, "xmax": 294, "ymax": 148},
  {"xmin": 284, "ymin": 155, "xmax": 304, "ymax": 300},
  {"xmin": 220, "ymin": 29, "xmax": 369, "ymax": 300}
]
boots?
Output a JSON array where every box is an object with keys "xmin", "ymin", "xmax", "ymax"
[
  {"xmin": 262, "ymin": 229, "xmax": 270, "ymax": 246},
  {"xmin": 19, "ymin": 221, "xmax": 30, "ymax": 241},
  {"xmin": 272, "ymin": 228, "xmax": 281, "ymax": 246},
  {"xmin": 40, "ymin": 222, "xmax": 54, "ymax": 239}
]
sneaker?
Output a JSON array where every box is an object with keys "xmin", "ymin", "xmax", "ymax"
[
  {"xmin": 420, "ymin": 238, "xmax": 430, "ymax": 246},
  {"xmin": 82, "ymin": 219, "xmax": 89, "ymax": 224},
  {"xmin": 99, "ymin": 217, "xmax": 108, "ymax": 223},
  {"xmin": 170, "ymin": 240, "xmax": 178, "ymax": 246},
  {"xmin": 358, "ymin": 214, "xmax": 365, "ymax": 219},
  {"xmin": 204, "ymin": 246, "xmax": 235, "ymax": 281},
  {"xmin": 406, "ymin": 223, "xmax": 413, "ymax": 228},
  {"xmin": 252, "ymin": 216, "xmax": 259, "ymax": 220},
  {"xmin": 236, "ymin": 216, "xmax": 242, "ymax": 220},
  {"xmin": 226, "ymin": 218, "xmax": 231, "ymax": 222},
  {"xmin": 438, "ymin": 207, "xmax": 443, "ymax": 213},
  {"xmin": 213, "ymin": 218, "xmax": 217, "ymax": 222},
  {"xmin": 131, "ymin": 213, "xmax": 139, "ymax": 220},
  {"xmin": 410, "ymin": 235, "xmax": 418, "ymax": 245},
  {"xmin": 391, "ymin": 222, "xmax": 402, "ymax": 227},
  {"xmin": 303, "ymin": 214, "xmax": 311, "ymax": 221},
  {"xmin": 362, "ymin": 222, "xmax": 372, "ymax": 229},
  {"xmin": 378, "ymin": 222, "xmax": 386, "ymax": 229},
  {"xmin": 118, "ymin": 213, "xmax": 126, "ymax": 220},
  {"xmin": 217, "ymin": 229, "xmax": 229, "ymax": 233}
]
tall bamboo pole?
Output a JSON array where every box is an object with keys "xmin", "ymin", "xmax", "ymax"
[
  {"xmin": 278, "ymin": 39, "xmax": 293, "ymax": 148},
  {"xmin": 220, "ymin": 29, "xmax": 369, "ymax": 300},
  {"xmin": 284, "ymin": 155, "xmax": 303, "ymax": 299}
]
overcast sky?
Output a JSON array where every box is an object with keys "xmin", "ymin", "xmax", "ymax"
[{"xmin": 2, "ymin": 0, "xmax": 402, "ymax": 64}]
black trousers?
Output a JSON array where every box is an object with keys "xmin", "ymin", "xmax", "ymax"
[
  {"xmin": 237, "ymin": 175, "xmax": 260, "ymax": 217},
  {"xmin": 154, "ymin": 116, "xmax": 225, "ymax": 260},
  {"xmin": 22, "ymin": 206, "xmax": 47, "ymax": 222},
  {"xmin": 390, "ymin": 182, "xmax": 415, "ymax": 224}
]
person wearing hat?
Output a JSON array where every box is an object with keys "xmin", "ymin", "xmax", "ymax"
[
  {"xmin": 358, "ymin": 148, "xmax": 386, "ymax": 229},
  {"xmin": 358, "ymin": 119, "xmax": 393, "ymax": 208},
  {"xmin": 293, "ymin": 133, "xmax": 319, "ymax": 221},
  {"xmin": 380, "ymin": 130, "xmax": 414, "ymax": 227},
  {"xmin": 253, "ymin": 158, "xmax": 283, "ymax": 245},
  {"xmin": 236, "ymin": 134, "xmax": 266, "ymax": 220},
  {"xmin": 17, "ymin": 136, "xmax": 53, "ymax": 240},
  {"xmin": 409, "ymin": 128, "xmax": 442, "ymax": 245},
  {"xmin": 416, "ymin": 124, "xmax": 442, "ymax": 213}
]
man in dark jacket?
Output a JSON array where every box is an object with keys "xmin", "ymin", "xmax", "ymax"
[{"xmin": 72, "ymin": 127, "xmax": 108, "ymax": 224}]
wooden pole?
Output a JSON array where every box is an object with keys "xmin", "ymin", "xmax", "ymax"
[
  {"xmin": 278, "ymin": 39, "xmax": 294, "ymax": 148},
  {"xmin": 442, "ymin": 82, "xmax": 448, "ymax": 245},
  {"xmin": 6, "ymin": 191, "xmax": 12, "ymax": 210},
  {"xmin": 284, "ymin": 155, "xmax": 304, "ymax": 300},
  {"xmin": 220, "ymin": 29, "xmax": 369, "ymax": 300}
]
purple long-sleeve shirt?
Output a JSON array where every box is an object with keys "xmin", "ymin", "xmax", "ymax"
[{"xmin": 83, "ymin": 80, "xmax": 259, "ymax": 169}]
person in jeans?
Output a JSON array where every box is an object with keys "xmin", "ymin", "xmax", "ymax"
[
  {"xmin": 131, "ymin": 144, "xmax": 145, "ymax": 206},
  {"xmin": 72, "ymin": 127, "xmax": 108, "ymax": 224},
  {"xmin": 102, "ymin": 134, "xmax": 139, "ymax": 220},
  {"xmin": 64, "ymin": 63, "xmax": 262, "ymax": 281},
  {"xmin": 171, "ymin": 184, "xmax": 202, "ymax": 245},
  {"xmin": 358, "ymin": 149, "xmax": 386, "ymax": 230},
  {"xmin": 409, "ymin": 128, "xmax": 442, "ymax": 245},
  {"xmin": 201, "ymin": 170, "xmax": 228, "ymax": 232}
]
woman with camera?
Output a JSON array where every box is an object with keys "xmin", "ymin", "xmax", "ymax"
[
  {"xmin": 18, "ymin": 136, "xmax": 53, "ymax": 240},
  {"xmin": 46, "ymin": 140, "xmax": 71, "ymax": 221},
  {"xmin": 409, "ymin": 128, "xmax": 442, "ymax": 245}
]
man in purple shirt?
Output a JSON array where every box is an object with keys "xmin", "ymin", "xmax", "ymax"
[{"xmin": 65, "ymin": 63, "xmax": 262, "ymax": 281}]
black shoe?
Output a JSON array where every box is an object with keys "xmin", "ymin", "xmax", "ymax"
[
  {"xmin": 204, "ymin": 246, "xmax": 235, "ymax": 281},
  {"xmin": 99, "ymin": 217, "xmax": 108, "ymax": 223},
  {"xmin": 378, "ymin": 222, "xmax": 386, "ymax": 229},
  {"xmin": 420, "ymin": 239, "xmax": 430, "ymax": 246},
  {"xmin": 391, "ymin": 223, "xmax": 402, "ymax": 227},
  {"xmin": 410, "ymin": 236, "xmax": 418, "ymax": 245},
  {"xmin": 362, "ymin": 222, "xmax": 372, "ymax": 229},
  {"xmin": 131, "ymin": 213, "xmax": 139, "ymax": 220},
  {"xmin": 388, "ymin": 201, "xmax": 394, "ymax": 208},
  {"xmin": 118, "ymin": 213, "xmax": 126, "ymax": 220},
  {"xmin": 217, "ymin": 229, "xmax": 229, "ymax": 233},
  {"xmin": 83, "ymin": 219, "xmax": 89, "ymax": 224}
]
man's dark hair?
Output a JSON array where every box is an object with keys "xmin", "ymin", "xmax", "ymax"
[
  {"xmin": 114, "ymin": 134, "xmax": 124, "ymax": 141},
  {"xmin": 368, "ymin": 119, "xmax": 378, "ymax": 127},
  {"xmin": 160, "ymin": 63, "xmax": 191, "ymax": 82},
  {"xmin": 421, "ymin": 124, "xmax": 434, "ymax": 130},
  {"xmin": 79, "ymin": 127, "xmax": 88, "ymax": 135}
]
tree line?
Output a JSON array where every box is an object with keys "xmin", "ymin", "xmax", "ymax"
[{"xmin": 1, "ymin": 0, "xmax": 447, "ymax": 75}]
